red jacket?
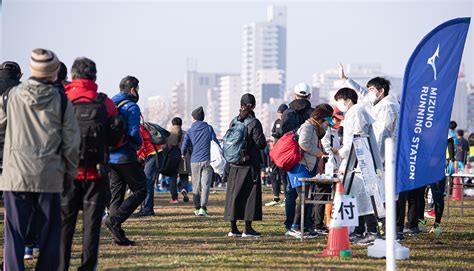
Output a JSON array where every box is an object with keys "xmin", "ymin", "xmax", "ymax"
[
  {"xmin": 65, "ymin": 79, "xmax": 118, "ymax": 180},
  {"xmin": 137, "ymin": 125, "xmax": 162, "ymax": 160}
]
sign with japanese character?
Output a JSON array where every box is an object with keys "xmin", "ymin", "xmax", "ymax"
[{"xmin": 329, "ymin": 195, "xmax": 359, "ymax": 228}]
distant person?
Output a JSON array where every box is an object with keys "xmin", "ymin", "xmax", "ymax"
[
  {"xmin": 103, "ymin": 76, "xmax": 147, "ymax": 245},
  {"xmin": 0, "ymin": 48, "xmax": 80, "ymax": 271},
  {"xmin": 266, "ymin": 104, "xmax": 288, "ymax": 207},
  {"xmin": 224, "ymin": 93, "xmax": 267, "ymax": 237},
  {"xmin": 60, "ymin": 57, "xmax": 118, "ymax": 270},
  {"xmin": 181, "ymin": 106, "xmax": 219, "ymax": 216},
  {"xmin": 455, "ymin": 129, "xmax": 469, "ymax": 169},
  {"xmin": 167, "ymin": 117, "xmax": 190, "ymax": 203}
]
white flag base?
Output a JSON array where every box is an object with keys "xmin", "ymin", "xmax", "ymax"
[{"xmin": 367, "ymin": 239, "xmax": 410, "ymax": 260}]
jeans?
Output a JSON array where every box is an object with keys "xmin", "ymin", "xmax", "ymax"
[
  {"xmin": 170, "ymin": 173, "xmax": 189, "ymax": 200},
  {"xmin": 284, "ymin": 181, "xmax": 297, "ymax": 230},
  {"xmin": 142, "ymin": 154, "xmax": 162, "ymax": 213},
  {"xmin": 108, "ymin": 162, "xmax": 147, "ymax": 225},
  {"xmin": 190, "ymin": 161, "xmax": 213, "ymax": 210},
  {"xmin": 59, "ymin": 177, "xmax": 108, "ymax": 271}
]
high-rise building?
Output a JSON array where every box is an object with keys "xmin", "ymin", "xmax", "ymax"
[
  {"xmin": 450, "ymin": 78, "xmax": 469, "ymax": 131},
  {"xmin": 206, "ymin": 87, "xmax": 221, "ymax": 134},
  {"xmin": 254, "ymin": 69, "xmax": 285, "ymax": 117},
  {"xmin": 218, "ymin": 75, "xmax": 242, "ymax": 137},
  {"xmin": 242, "ymin": 5, "xmax": 286, "ymax": 99},
  {"xmin": 184, "ymin": 70, "xmax": 223, "ymax": 126},
  {"xmin": 467, "ymin": 83, "xmax": 474, "ymax": 133},
  {"xmin": 170, "ymin": 81, "xmax": 185, "ymax": 118}
]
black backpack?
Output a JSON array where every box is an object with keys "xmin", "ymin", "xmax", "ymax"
[
  {"xmin": 160, "ymin": 131, "xmax": 183, "ymax": 176},
  {"xmin": 281, "ymin": 108, "xmax": 303, "ymax": 134},
  {"xmin": 71, "ymin": 93, "xmax": 109, "ymax": 167}
]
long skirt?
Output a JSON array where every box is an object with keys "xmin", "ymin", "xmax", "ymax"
[{"xmin": 224, "ymin": 165, "xmax": 262, "ymax": 221}]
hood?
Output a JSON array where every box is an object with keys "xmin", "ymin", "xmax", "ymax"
[
  {"xmin": 16, "ymin": 79, "xmax": 59, "ymax": 110},
  {"xmin": 112, "ymin": 91, "xmax": 136, "ymax": 105},
  {"xmin": 191, "ymin": 121, "xmax": 209, "ymax": 132},
  {"xmin": 289, "ymin": 99, "xmax": 311, "ymax": 112},
  {"xmin": 65, "ymin": 79, "xmax": 98, "ymax": 99}
]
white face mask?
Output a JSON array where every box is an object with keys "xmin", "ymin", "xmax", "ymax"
[{"xmin": 337, "ymin": 100, "xmax": 348, "ymax": 113}]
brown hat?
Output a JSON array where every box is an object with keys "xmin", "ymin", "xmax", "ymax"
[{"xmin": 29, "ymin": 48, "xmax": 60, "ymax": 78}]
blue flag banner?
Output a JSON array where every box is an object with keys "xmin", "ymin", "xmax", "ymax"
[{"xmin": 396, "ymin": 18, "xmax": 470, "ymax": 193}]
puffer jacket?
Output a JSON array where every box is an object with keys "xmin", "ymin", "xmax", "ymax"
[
  {"xmin": 297, "ymin": 120, "xmax": 322, "ymax": 172},
  {"xmin": 0, "ymin": 78, "xmax": 80, "ymax": 192},
  {"xmin": 109, "ymin": 92, "xmax": 142, "ymax": 164}
]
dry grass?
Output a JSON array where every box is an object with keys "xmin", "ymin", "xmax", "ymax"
[{"xmin": 1, "ymin": 189, "xmax": 474, "ymax": 270}]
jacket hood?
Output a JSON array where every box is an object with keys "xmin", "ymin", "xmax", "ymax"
[
  {"xmin": 289, "ymin": 99, "xmax": 312, "ymax": 112},
  {"xmin": 16, "ymin": 79, "xmax": 59, "ymax": 110},
  {"xmin": 191, "ymin": 121, "xmax": 209, "ymax": 131},
  {"xmin": 112, "ymin": 91, "xmax": 136, "ymax": 105},
  {"xmin": 65, "ymin": 79, "xmax": 98, "ymax": 98}
]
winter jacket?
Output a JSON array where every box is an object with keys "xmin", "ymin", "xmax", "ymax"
[
  {"xmin": 297, "ymin": 120, "xmax": 322, "ymax": 172},
  {"xmin": 0, "ymin": 73, "xmax": 21, "ymax": 170},
  {"xmin": 232, "ymin": 113, "xmax": 267, "ymax": 172},
  {"xmin": 168, "ymin": 125, "xmax": 190, "ymax": 174},
  {"xmin": 137, "ymin": 124, "xmax": 163, "ymax": 160},
  {"xmin": 0, "ymin": 78, "xmax": 80, "ymax": 192},
  {"xmin": 181, "ymin": 121, "xmax": 218, "ymax": 163},
  {"xmin": 65, "ymin": 79, "xmax": 118, "ymax": 180},
  {"xmin": 109, "ymin": 92, "xmax": 142, "ymax": 164},
  {"xmin": 280, "ymin": 99, "xmax": 314, "ymax": 135}
]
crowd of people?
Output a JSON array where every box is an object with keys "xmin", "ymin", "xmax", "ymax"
[{"xmin": 0, "ymin": 49, "xmax": 472, "ymax": 270}]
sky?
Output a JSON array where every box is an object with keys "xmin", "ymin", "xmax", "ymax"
[{"xmin": 1, "ymin": 0, "xmax": 473, "ymax": 103}]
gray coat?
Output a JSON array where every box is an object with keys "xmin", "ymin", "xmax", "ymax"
[
  {"xmin": 297, "ymin": 120, "xmax": 321, "ymax": 172},
  {"xmin": 0, "ymin": 79, "xmax": 80, "ymax": 193}
]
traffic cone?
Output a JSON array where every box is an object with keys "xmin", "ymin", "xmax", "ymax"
[
  {"xmin": 319, "ymin": 182, "xmax": 352, "ymax": 257},
  {"xmin": 325, "ymin": 203, "xmax": 333, "ymax": 225},
  {"xmin": 451, "ymin": 165, "xmax": 462, "ymax": 201}
]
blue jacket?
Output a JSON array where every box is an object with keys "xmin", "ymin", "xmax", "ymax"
[
  {"xmin": 109, "ymin": 92, "xmax": 142, "ymax": 164},
  {"xmin": 181, "ymin": 121, "xmax": 218, "ymax": 163}
]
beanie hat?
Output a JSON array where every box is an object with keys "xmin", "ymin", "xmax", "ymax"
[
  {"xmin": 192, "ymin": 106, "xmax": 205, "ymax": 121},
  {"xmin": 277, "ymin": 104, "xmax": 288, "ymax": 113},
  {"xmin": 240, "ymin": 93, "xmax": 256, "ymax": 106},
  {"xmin": 29, "ymin": 48, "xmax": 60, "ymax": 78}
]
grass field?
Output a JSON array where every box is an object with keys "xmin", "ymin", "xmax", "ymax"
[{"xmin": 2, "ymin": 189, "xmax": 474, "ymax": 270}]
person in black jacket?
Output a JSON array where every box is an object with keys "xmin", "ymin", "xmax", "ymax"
[
  {"xmin": 224, "ymin": 93, "xmax": 267, "ymax": 237},
  {"xmin": 266, "ymin": 104, "xmax": 288, "ymax": 206},
  {"xmin": 280, "ymin": 83, "xmax": 314, "ymax": 235},
  {"xmin": 0, "ymin": 61, "xmax": 22, "ymax": 172}
]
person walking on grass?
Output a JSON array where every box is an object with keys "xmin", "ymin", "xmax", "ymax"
[
  {"xmin": 181, "ymin": 106, "xmax": 218, "ymax": 216},
  {"xmin": 168, "ymin": 117, "xmax": 190, "ymax": 203},
  {"xmin": 224, "ymin": 93, "xmax": 267, "ymax": 238}
]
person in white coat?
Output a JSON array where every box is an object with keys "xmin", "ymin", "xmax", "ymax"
[{"xmin": 338, "ymin": 64, "xmax": 400, "ymax": 161}]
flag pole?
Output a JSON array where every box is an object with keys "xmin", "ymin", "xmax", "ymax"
[{"xmin": 385, "ymin": 138, "xmax": 396, "ymax": 271}]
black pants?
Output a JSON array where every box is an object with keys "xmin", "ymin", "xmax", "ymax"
[
  {"xmin": 170, "ymin": 173, "xmax": 189, "ymax": 200},
  {"xmin": 3, "ymin": 192, "xmax": 61, "ymax": 271},
  {"xmin": 293, "ymin": 185, "xmax": 313, "ymax": 230},
  {"xmin": 431, "ymin": 178, "xmax": 446, "ymax": 224},
  {"xmin": 270, "ymin": 166, "xmax": 286, "ymax": 199},
  {"xmin": 406, "ymin": 186, "xmax": 426, "ymax": 229},
  {"xmin": 59, "ymin": 178, "xmax": 109, "ymax": 271},
  {"xmin": 108, "ymin": 162, "xmax": 147, "ymax": 225},
  {"xmin": 396, "ymin": 191, "xmax": 408, "ymax": 233},
  {"xmin": 354, "ymin": 214, "xmax": 378, "ymax": 235},
  {"xmin": 312, "ymin": 184, "xmax": 332, "ymax": 229}
]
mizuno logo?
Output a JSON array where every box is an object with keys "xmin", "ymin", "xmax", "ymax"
[{"xmin": 427, "ymin": 44, "xmax": 440, "ymax": 80}]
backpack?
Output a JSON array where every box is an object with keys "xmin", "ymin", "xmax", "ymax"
[
  {"xmin": 160, "ymin": 145, "xmax": 181, "ymax": 176},
  {"xmin": 281, "ymin": 108, "xmax": 302, "ymax": 134},
  {"xmin": 71, "ymin": 93, "xmax": 109, "ymax": 167},
  {"xmin": 269, "ymin": 131, "xmax": 304, "ymax": 171},
  {"xmin": 108, "ymin": 100, "xmax": 134, "ymax": 150},
  {"xmin": 223, "ymin": 116, "xmax": 255, "ymax": 164},
  {"xmin": 142, "ymin": 118, "xmax": 170, "ymax": 145}
]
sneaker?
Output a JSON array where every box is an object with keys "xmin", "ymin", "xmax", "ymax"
[
  {"xmin": 349, "ymin": 232, "xmax": 364, "ymax": 243},
  {"xmin": 194, "ymin": 209, "xmax": 199, "ymax": 216},
  {"xmin": 355, "ymin": 232, "xmax": 378, "ymax": 245},
  {"xmin": 424, "ymin": 210, "xmax": 435, "ymax": 219},
  {"xmin": 278, "ymin": 199, "xmax": 286, "ymax": 207},
  {"xmin": 314, "ymin": 226, "xmax": 329, "ymax": 235},
  {"xmin": 104, "ymin": 218, "xmax": 129, "ymax": 244},
  {"xmin": 169, "ymin": 199, "xmax": 178, "ymax": 204},
  {"xmin": 198, "ymin": 208, "xmax": 207, "ymax": 216},
  {"xmin": 227, "ymin": 230, "xmax": 243, "ymax": 237},
  {"xmin": 181, "ymin": 190, "xmax": 189, "ymax": 202},
  {"xmin": 24, "ymin": 247, "xmax": 33, "ymax": 260},
  {"xmin": 132, "ymin": 210, "xmax": 155, "ymax": 217},
  {"xmin": 287, "ymin": 228, "xmax": 302, "ymax": 238},
  {"xmin": 242, "ymin": 229, "xmax": 261, "ymax": 238},
  {"xmin": 396, "ymin": 232, "xmax": 405, "ymax": 241},
  {"xmin": 265, "ymin": 200, "xmax": 280, "ymax": 207},
  {"xmin": 404, "ymin": 227, "xmax": 420, "ymax": 236},
  {"xmin": 285, "ymin": 229, "xmax": 292, "ymax": 236},
  {"xmin": 429, "ymin": 223, "xmax": 443, "ymax": 236},
  {"xmin": 418, "ymin": 219, "xmax": 428, "ymax": 232},
  {"xmin": 300, "ymin": 230, "xmax": 319, "ymax": 239}
]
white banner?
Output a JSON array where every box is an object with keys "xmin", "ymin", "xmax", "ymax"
[{"xmin": 329, "ymin": 195, "xmax": 359, "ymax": 228}]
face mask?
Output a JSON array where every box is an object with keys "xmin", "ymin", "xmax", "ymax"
[
  {"xmin": 337, "ymin": 101, "xmax": 348, "ymax": 113},
  {"xmin": 131, "ymin": 91, "xmax": 139, "ymax": 103},
  {"xmin": 368, "ymin": 91, "xmax": 381, "ymax": 105}
]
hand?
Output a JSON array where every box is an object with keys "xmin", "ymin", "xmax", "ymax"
[
  {"xmin": 181, "ymin": 155, "xmax": 186, "ymax": 161},
  {"xmin": 332, "ymin": 148, "xmax": 339, "ymax": 156},
  {"xmin": 316, "ymin": 151, "xmax": 324, "ymax": 158},
  {"xmin": 338, "ymin": 63, "xmax": 347, "ymax": 81}
]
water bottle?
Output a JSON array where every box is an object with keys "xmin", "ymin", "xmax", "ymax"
[{"xmin": 325, "ymin": 154, "xmax": 335, "ymax": 177}]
